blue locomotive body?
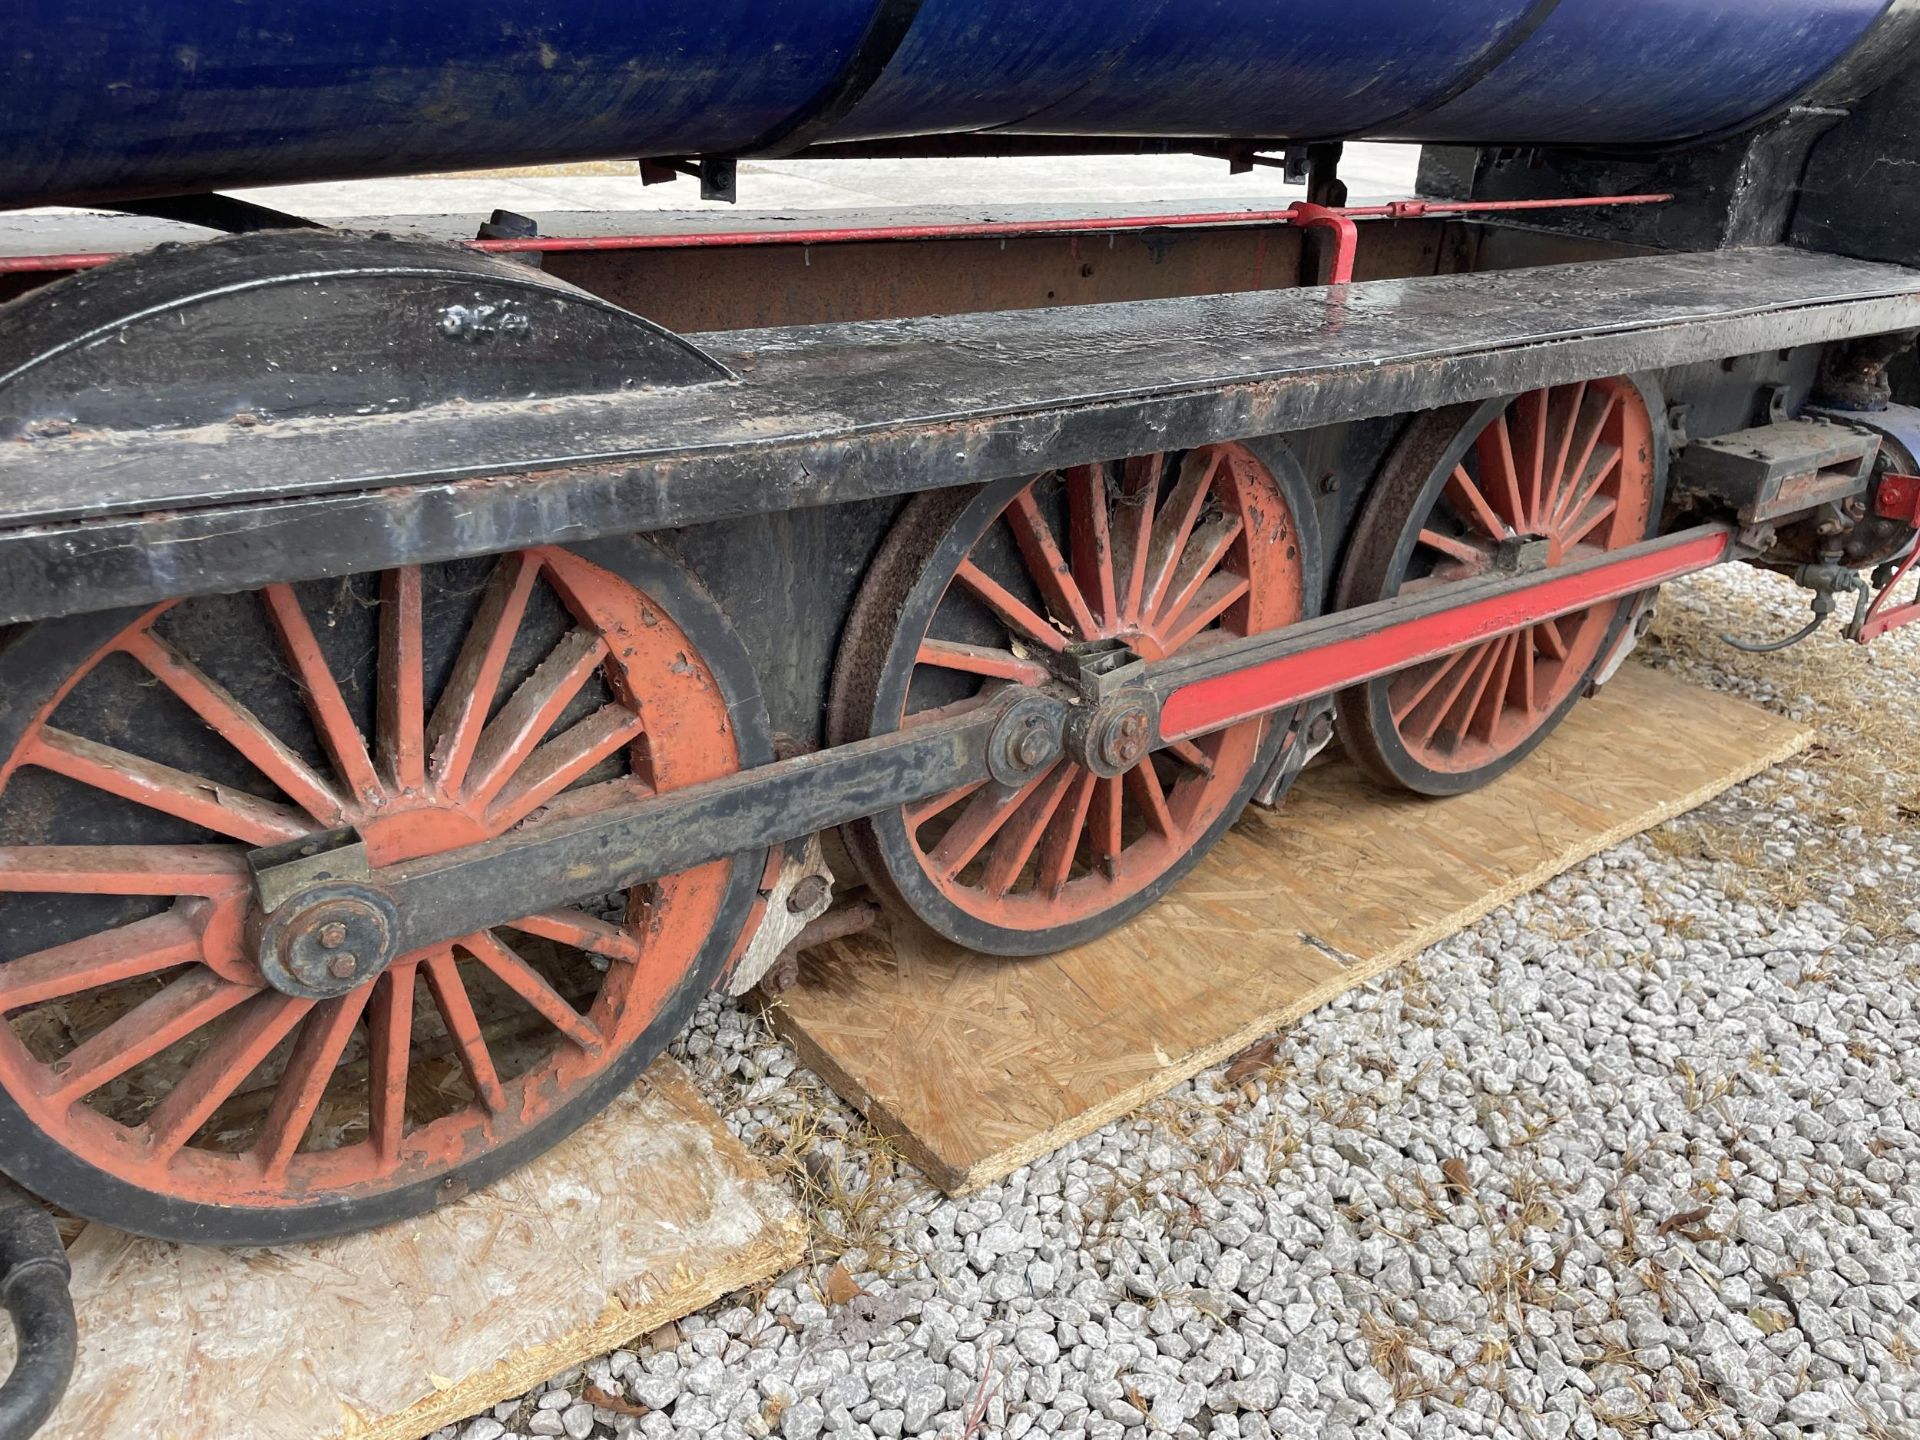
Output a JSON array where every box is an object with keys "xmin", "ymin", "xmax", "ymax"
[{"xmin": 0, "ymin": 0, "xmax": 1896, "ymax": 208}]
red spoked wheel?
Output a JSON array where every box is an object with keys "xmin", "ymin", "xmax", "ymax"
[
  {"xmin": 831, "ymin": 443, "xmax": 1319, "ymax": 955},
  {"xmin": 0, "ymin": 539, "xmax": 767, "ymax": 1242},
  {"xmin": 1335, "ymin": 379, "xmax": 1662, "ymax": 796}
]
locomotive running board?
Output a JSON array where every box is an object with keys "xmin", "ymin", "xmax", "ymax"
[
  {"xmin": 0, "ymin": 246, "xmax": 1916, "ymax": 624},
  {"xmin": 247, "ymin": 523, "xmax": 1738, "ymax": 970}
]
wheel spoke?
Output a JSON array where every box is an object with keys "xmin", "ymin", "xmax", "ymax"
[
  {"xmin": 1391, "ymin": 648, "xmax": 1473, "ymax": 726},
  {"xmin": 1542, "ymin": 381, "xmax": 1587, "ymax": 522},
  {"xmin": 1510, "ymin": 389, "xmax": 1550, "ymax": 531},
  {"xmin": 915, "ymin": 639, "xmax": 1051, "ymax": 687},
  {"xmin": 458, "ymin": 930, "xmax": 604, "ymax": 1053},
  {"xmin": 509, "ymin": 909, "xmax": 644, "ymax": 964},
  {"xmin": 1417, "ymin": 527, "xmax": 1494, "ymax": 572},
  {"xmin": 256, "ymin": 988, "xmax": 376, "ymax": 1180},
  {"xmin": 1535, "ymin": 618, "xmax": 1571, "ymax": 662},
  {"xmin": 906, "ymin": 779, "xmax": 988, "ymax": 830},
  {"xmin": 1149, "ymin": 514, "xmax": 1244, "ymax": 631},
  {"xmin": 0, "ymin": 907, "xmax": 206, "ymax": 1013},
  {"xmin": 1451, "ymin": 637, "xmax": 1507, "ymax": 744},
  {"xmin": 261, "ymin": 585, "xmax": 383, "ymax": 808},
  {"xmin": 27, "ymin": 728, "xmax": 309, "ymax": 845},
  {"xmin": 1408, "ymin": 642, "xmax": 1496, "ymax": 747},
  {"xmin": 1162, "ymin": 736, "xmax": 1217, "ymax": 778},
  {"xmin": 1444, "ymin": 464, "xmax": 1511, "ymax": 542},
  {"xmin": 1123, "ymin": 761, "xmax": 1177, "ymax": 840},
  {"xmin": 1550, "ymin": 387, "xmax": 1620, "ymax": 532},
  {"xmin": 1160, "ymin": 572, "xmax": 1252, "ymax": 653},
  {"xmin": 41, "ymin": 967, "xmax": 252, "ymax": 1107},
  {"xmin": 1551, "ymin": 443, "xmax": 1622, "ymax": 539},
  {"xmin": 1470, "ymin": 635, "xmax": 1520, "ymax": 742},
  {"xmin": 980, "ymin": 765, "xmax": 1078, "ymax": 896},
  {"xmin": 485, "ymin": 705, "xmax": 647, "ymax": 831},
  {"xmin": 1442, "ymin": 642, "xmax": 1509, "ymax": 745},
  {"xmin": 1512, "ymin": 632, "xmax": 1539, "ymax": 718},
  {"xmin": 0, "ymin": 845, "xmax": 248, "ymax": 897},
  {"xmin": 1475, "ymin": 414, "xmax": 1527, "ymax": 530},
  {"xmin": 1034, "ymin": 771, "xmax": 1096, "ymax": 897},
  {"xmin": 1089, "ymin": 775, "xmax": 1125, "ymax": 877},
  {"xmin": 1006, "ymin": 487, "xmax": 1100, "ymax": 639},
  {"xmin": 1140, "ymin": 448, "xmax": 1223, "ymax": 621},
  {"xmin": 422, "ymin": 951, "xmax": 507, "ymax": 1111},
  {"xmin": 377, "ymin": 566, "xmax": 428, "ymax": 794},
  {"xmin": 1112, "ymin": 454, "xmax": 1163, "ymax": 624},
  {"xmin": 119, "ymin": 629, "xmax": 347, "ymax": 826},
  {"xmin": 465, "ymin": 629, "xmax": 610, "ymax": 805},
  {"xmin": 924, "ymin": 769, "xmax": 1056, "ymax": 881},
  {"xmin": 427, "ymin": 552, "xmax": 541, "ymax": 792},
  {"xmin": 142, "ymin": 990, "xmax": 313, "ymax": 1160},
  {"xmin": 366, "ymin": 963, "xmax": 415, "ymax": 1167},
  {"xmin": 1561, "ymin": 494, "xmax": 1621, "ymax": 549},
  {"xmin": 1066, "ymin": 465, "xmax": 1121, "ymax": 631},
  {"xmin": 954, "ymin": 560, "xmax": 1068, "ymax": 653}
]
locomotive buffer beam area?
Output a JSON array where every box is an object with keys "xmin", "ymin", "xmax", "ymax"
[{"xmin": 247, "ymin": 522, "xmax": 1739, "ymax": 991}]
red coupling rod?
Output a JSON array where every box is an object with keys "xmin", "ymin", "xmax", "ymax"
[
  {"xmin": 1157, "ymin": 525, "xmax": 1735, "ymax": 740},
  {"xmin": 0, "ymin": 193, "xmax": 1673, "ymax": 275}
]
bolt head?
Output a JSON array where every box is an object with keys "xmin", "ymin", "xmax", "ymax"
[
  {"xmin": 258, "ymin": 884, "xmax": 400, "ymax": 999},
  {"xmin": 1014, "ymin": 730, "xmax": 1051, "ymax": 768},
  {"xmin": 1097, "ymin": 704, "xmax": 1154, "ymax": 769},
  {"xmin": 787, "ymin": 874, "xmax": 830, "ymax": 915}
]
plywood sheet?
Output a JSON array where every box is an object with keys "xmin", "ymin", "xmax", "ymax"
[
  {"xmin": 772, "ymin": 665, "xmax": 1810, "ymax": 1193},
  {"xmin": 35, "ymin": 1058, "xmax": 804, "ymax": 1440}
]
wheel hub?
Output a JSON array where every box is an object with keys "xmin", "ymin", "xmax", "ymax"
[
  {"xmin": 1054, "ymin": 638, "xmax": 1162, "ymax": 779},
  {"xmin": 255, "ymin": 883, "xmax": 401, "ymax": 999}
]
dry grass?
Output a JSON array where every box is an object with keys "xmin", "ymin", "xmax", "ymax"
[
  {"xmin": 715, "ymin": 1006, "xmax": 917, "ymax": 1275},
  {"xmin": 757, "ymin": 1105, "xmax": 915, "ymax": 1274},
  {"xmin": 1649, "ymin": 574, "xmax": 1919, "ymax": 824},
  {"xmin": 1641, "ymin": 572, "xmax": 1920, "ymax": 953},
  {"xmin": 1673, "ymin": 1058, "xmax": 1737, "ymax": 1113},
  {"xmin": 1359, "ymin": 1312, "xmax": 1444, "ymax": 1403}
]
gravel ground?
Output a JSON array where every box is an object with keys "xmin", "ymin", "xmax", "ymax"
[{"xmin": 433, "ymin": 563, "xmax": 1920, "ymax": 1440}]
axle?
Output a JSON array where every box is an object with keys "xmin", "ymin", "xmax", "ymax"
[{"xmin": 247, "ymin": 523, "xmax": 1740, "ymax": 996}]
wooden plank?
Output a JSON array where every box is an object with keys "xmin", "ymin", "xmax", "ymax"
[
  {"xmin": 771, "ymin": 665, "xmax": 1811, "ymax": 1194},
  {"xmin": 30, "ymin": 1058, "xmax": 804, "ymax": 1440}
]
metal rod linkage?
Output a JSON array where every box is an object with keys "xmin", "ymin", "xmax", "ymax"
[{"xmin": 252, "ymin": 523, "xmax": 1738, "ymax": 966}]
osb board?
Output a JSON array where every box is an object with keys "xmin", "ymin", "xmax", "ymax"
[
  {"xmin": 34, "ymin": 1058, "xmax": 804, "ymax": 1440},
  {"xmin": 772, "ymin": 664, "xmax": 1811, "ymax": 1194}
]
